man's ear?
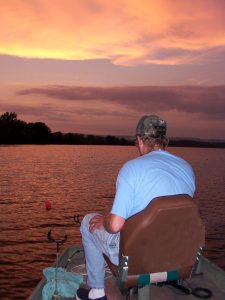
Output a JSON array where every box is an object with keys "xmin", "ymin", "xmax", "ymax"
[{"xmin": 137, "ymin": 136, "xmax": 144, "ymax": 155}]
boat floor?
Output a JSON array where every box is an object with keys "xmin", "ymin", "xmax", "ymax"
[
  {"xmin": 29, "ymin": 245, "xmax": 225, "ymax": 300},
  {"xmin": 65, "ymin": 246, "xmax": 225, "ymax": 300}
]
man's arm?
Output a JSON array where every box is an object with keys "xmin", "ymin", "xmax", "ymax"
[
  {"xmin": 89, "ymin": 213, "xmax": 125, "ymax": 233},
  {"xmin": 104, "ymin": 213, "xmax": 125, "ymax": 233}
]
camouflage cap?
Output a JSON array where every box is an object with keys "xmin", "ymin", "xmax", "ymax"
[{"xmin": 136, "ymin": 115, "xmax": 167, "ymax": 137}]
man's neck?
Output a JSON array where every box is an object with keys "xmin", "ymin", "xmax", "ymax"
[{"xmin": 143, "ymin": 145, "xmax": 165, "ymax": 155}]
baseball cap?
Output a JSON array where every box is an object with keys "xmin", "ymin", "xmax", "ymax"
[{"xmin": 136, "ymin": 115, "xmax": 167, "ymax": 138}]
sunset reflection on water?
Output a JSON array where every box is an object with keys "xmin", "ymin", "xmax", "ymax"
[{"xmin": 0, "ymin": 145, "xmax": 224, "ymax": 299}]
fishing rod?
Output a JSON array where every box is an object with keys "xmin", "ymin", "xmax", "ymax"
[{"xmin": 47, "ymin": 229, "xmax": 67, "ymax": 300}]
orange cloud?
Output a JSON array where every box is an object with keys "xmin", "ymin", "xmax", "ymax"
[{"xmin": 0, "ymin": 0, "xmax": 225, "ymax": 65}]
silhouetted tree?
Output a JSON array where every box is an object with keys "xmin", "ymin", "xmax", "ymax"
[
  {"xmin": 26, "ymin": 122, "xmax": 51, "ymax": 144},
  {"xmin": 51, "ymin": 131, "xmax": 64, "ymax": 144},
  {"xmin": 0, "ymin": 112, "xmax": 27, "ymax": 143},
  {"xmin": 1, "ymin": 111, "xmax": 223, "ymax": 147},
  {"xmin": 0, "ymin": 112, "xmax": 17, "ymax": 122}
]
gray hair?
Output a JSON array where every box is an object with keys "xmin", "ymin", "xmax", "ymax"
[{"xmin": 139, "ymin": 134, "xmax": 169, "ymax": 148}]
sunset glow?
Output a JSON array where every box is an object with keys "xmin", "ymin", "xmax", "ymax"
[
  {"xmin": 0, "ymin": 0, "xmax": 225, "ymax": 139},
  {"xmin": 1, "ymin": 0, "xmax": 225, "ymax": 65}
]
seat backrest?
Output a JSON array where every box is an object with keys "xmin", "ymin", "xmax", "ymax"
[{"xmin": 120, "ymin": 194, "xmax": 205, "ymax": 276}]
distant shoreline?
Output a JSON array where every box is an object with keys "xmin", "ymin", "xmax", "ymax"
[
  {"xmin": 168, "ymin": 139, "xmax": 225, "ymax": 148},
  {"xmin": 1, "ymin": 112, "xmax": 225, "ymax": 148},
  {"xmin": 0, "ymin": 139, "xmax": 225, "ymax": 148}
]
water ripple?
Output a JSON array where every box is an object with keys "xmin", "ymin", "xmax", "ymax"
[{"xmin": 0, "ymin": 145, "xmax": 225, "ymax": 299}]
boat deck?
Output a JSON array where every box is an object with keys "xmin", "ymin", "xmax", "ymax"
[{"xmin": 29, "ymin": 245, "xmax": 225, "ymax": 300}]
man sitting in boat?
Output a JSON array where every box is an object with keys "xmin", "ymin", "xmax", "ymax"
[{"xmin": 76, "ymin": 115, "xmax": 195, "ymax": 300}]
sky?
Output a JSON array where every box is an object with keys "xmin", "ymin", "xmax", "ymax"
[{"xmin": 0, "ymin": 0, "xmax": 225, "ymax": 139}]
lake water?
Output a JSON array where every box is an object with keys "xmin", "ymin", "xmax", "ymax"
[{"xmin": 0, "ymin": 145, "xmax": 225, "ymax": 300}]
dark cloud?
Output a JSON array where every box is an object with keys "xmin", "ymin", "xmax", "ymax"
[
  {"xmin": 0, "ymin": 103, "xmax": 49, "ymax": 118},
  {"xmin": 17, "ymin": 85, "xmax": 225, "ymax": 119},
  {"xmin": 0, "ymin": 99, "xmax": 129, "ymax": 120},
  {"xmin": 149, "ymin": 48, "xmax": 192, "ymax": 60}
]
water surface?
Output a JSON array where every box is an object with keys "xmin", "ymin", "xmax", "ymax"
[{"xmin": 0, "ymin": 145, "xmax": 224, "ymax": 299}]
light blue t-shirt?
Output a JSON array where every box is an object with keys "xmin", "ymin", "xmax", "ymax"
[{"xmin": 111, "ymin": 150, "xmax": 195, "ymax": 219}]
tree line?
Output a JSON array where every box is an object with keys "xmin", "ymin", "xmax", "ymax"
[
  {"xmin": 0, "ymin": 112, "xmax": 132, "ymax": 145},
  {"xmin": 1, "ymin": 112, "xmax": 224, "ymax": 147}
]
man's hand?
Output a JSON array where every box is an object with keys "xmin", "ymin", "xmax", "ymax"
[{"xmin": 89, "ymin": 214, "xmax": 104, "ymax": 233}]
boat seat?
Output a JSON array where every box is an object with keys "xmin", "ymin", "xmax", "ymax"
[{"xmin": 104, "ymin": 194, "xmax": 205, "ymax": 298}]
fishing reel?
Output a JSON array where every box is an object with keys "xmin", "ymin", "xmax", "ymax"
[{"xmin": 73, "ymin": 214, "xmax": 81, "ymax": 224}]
